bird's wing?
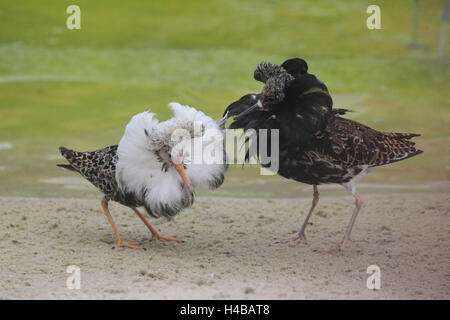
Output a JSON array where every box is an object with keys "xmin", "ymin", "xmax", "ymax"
[
  {"xmin": 119, "ymin": 111, "xmax": 159, "ymax": 147},
  {"xmin": 313, "ymin": 117, "xmax": 423, "ymax": 168},
  {"xmin": 285, "ymin": 74, "xmax": 331, "ymax": 105}
]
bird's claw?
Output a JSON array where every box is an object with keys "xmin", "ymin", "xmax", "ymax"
[
  {"xmin": 114, "ymin": 239, "xmax": 142, "ymax": 250},
  {"xmin": 322, "ymin": 238, "xmax": 351, "ymax": 253},
  {"xmin": 276, "ymin": 233, "xmax": 307, "ymax": 244},
  {"xmin": 150, "ymin": 233, "xmax": 183, "ymax": 243}
]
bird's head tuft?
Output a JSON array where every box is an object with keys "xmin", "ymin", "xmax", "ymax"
[
  {"xmin": 254, "ymin": 62, "xmax": 289, "ymax": 83},
  {"xmin": 259, "ymin": 69, "xmax": 294, "ymax": 108}
]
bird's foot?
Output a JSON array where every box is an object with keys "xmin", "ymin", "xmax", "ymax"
[
  {"xmin": 286, "ymin": 233, "xmax": 307, "ymax": 244},
  {"xmin": 150, "ymin": 232, "xmax": 182, "ymax": 243},
  {"xmin": 322, "ymin": 238, "xmax": 351, "ymax": 253},
  {"xmin": 114, "ymin": 239, "xmax": 142, "ymax": 250},
  {"xmin": 276, "ymin": 233, "xmax": 307, "ymax": 244}
]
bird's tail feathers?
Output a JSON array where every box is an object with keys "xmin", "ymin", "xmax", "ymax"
[
  {"xmin": 59, "ymin": 146, "xmax": 75, "ymax": 160},
  {"xmin": 57, "ymin": 146, "xmax": 80, "ymax": 172},
  {"xmin": 374, "ymin": 133, "xmax": 423, "ymax": 167},
  {"xmin": 56, "ymin": 164, "xmax": 78, "ymax": 172},
  {"xmin": 383, "ymin": 132, "xmax": 421, "ymax": 140}
]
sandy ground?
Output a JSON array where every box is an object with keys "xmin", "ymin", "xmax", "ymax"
[{"xmin": 0, "ymin": 193, "xmax": 448, "ymax": 299}]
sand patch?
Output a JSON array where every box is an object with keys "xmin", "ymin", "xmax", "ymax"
[{"xmin": 0, "ymin": 193, "xmax": 448, "ymax": 299}]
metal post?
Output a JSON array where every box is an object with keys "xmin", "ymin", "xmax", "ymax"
[
  {"xmin": 410, "ymin": 0, "xmax": 419, "ymax": 47},
  {"xmin": 438, "ymin": 0, "xmax": 450, "ymax": 61}
]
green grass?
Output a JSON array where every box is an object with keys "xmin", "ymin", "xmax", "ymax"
[{"xmin": 0, "ymin": 0, "xmax": 449, "ymax": 198}]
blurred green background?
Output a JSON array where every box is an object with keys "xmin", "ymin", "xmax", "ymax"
[{"xmin": 0, "ymin": 0, "xmax": 448, "ymax": 198}]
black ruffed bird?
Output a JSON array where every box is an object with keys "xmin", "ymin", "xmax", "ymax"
[{"xmin": 223, "ymin": 58, "xmax": 423, "ymax": 251}]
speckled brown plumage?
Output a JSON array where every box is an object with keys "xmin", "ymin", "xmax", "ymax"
[
  {"xmin": 58, "ymin": 146, "xmax": 140, "ymax": 207},
  {"xmin": 58, "ymin": 146, "xmax": 115, "ymax": 195},
  {"xmin": 319, "ymin": 117, "xmax": 421, "ymax": 166},
  {"xmin": 58, "ymin": 142, "xmax": 194, "ymax": 247},
  {"xmin": 58, "ymin": 145, "xmax": 165, "ymax": 249},
  {"xmin": 275, "ymin": 115, "xmax": 423, "ymax": 185}
]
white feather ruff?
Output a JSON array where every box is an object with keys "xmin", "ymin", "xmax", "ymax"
[
  {"xmin": 168, "ymin": 102, "xmax": 227, "ymax": 189},
  {"xmin": 116, "ymin": 103, "xmax": 227, "ymax": 217}
]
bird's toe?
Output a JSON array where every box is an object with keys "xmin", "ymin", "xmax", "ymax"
[
  {"xmin": 277, "ymin": 233, "xmax": 308, "ymax": 244},
  {"xmin": 322, "ymin": 238, "xmax": 351, "ymax": 253},
  {"xmin": 150, "ymin": 233, "xmax": 183, "ymax": 243},
  {"xmin": 114, "ymin": 240, "xmax": 143, "ymax": 250}
]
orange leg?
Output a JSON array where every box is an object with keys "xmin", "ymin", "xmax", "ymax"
[
  {"xmin": 131, "ymin": 207, "xmax": 182, "ymax": 243},
  {"xmin": 101, "ymin": 199, "xmax": 142, "ymax": 250}
]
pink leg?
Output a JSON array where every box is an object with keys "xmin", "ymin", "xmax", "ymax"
[
  {"xmin": 323, "ymin": 192, "xmax": 363, "ymax": 253},
  {"xmin": 281, "ymin": 185, "xmax": 319, "ymax": 243}
]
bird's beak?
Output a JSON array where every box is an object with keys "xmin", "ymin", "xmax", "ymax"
[
  {"xmin": 235, "ymin": 101, "xmax": 261, "ymax": 119},
  {"xmin": 216, "ymin": 111, "xmax": 229, "ymax": 127},
  {"xmin": 171, "ymin": 161, "xmax": 193, "ymax": 198}
]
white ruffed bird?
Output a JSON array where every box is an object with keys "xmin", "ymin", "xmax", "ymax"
[{"xmin": 58, "ymin": 102, "xmax": 227, "ymax": 249}]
